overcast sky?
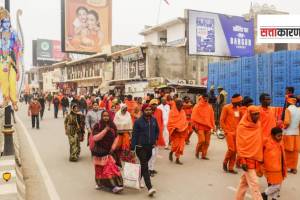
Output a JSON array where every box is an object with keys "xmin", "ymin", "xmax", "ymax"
[{"xmin": 3, "ymin": 0, "xmax": 299, "ymax": 68}]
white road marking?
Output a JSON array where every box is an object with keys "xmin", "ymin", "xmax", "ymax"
[
  {"xmin": 0, "ymin": 159, "xmax": 15, "ymax": 167},
  {"xmin": 16, "ymin": 115, "xmax": 61, "ymax": 200},
  {"xmin": 0, "ymin": 183, "xmax": 17, "ymax": 195},
  {"xmin": 227, "ymin": 186, "xmax": 252, "ymax": 199}
]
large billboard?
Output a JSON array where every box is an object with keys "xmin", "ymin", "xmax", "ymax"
[
  {"xmin": 188, "ymin": 10, "xmax": 254, "ymax": 57},
  {"xmin": 33, "ymin": 39, "xmax": 67, "ymax": 66},
  {"xmin": 61, "ymin": 0, "xmax": 112, "ymax": 54}
]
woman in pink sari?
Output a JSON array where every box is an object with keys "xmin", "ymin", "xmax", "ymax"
[{"xmin": 90, "ymin": 111, "xmax": 123, "ymax": 193}]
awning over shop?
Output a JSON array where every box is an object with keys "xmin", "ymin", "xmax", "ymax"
[
  {"xmin": 166, "ymin": 83, "xmax": 206, "ymax": 89},
  {"xmin": 66, "ymin": 53, "xmax": 107, "ymax": 65},
  {"xmin": 108, "ymin": 78, "xmax": 149, "ymax": 86}
]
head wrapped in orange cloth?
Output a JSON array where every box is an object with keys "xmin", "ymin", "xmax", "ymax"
[
  {"xmin": 231, "ymin": 94, "xmax": 243, "ymax": 104},
  {"xmin": 236, "ymin": 106, "xmax": 263, "ymax": 162},
  {"xmin": 191, "ymin": 94, "xmax": 215, "ymax": 129},
  {"xmin": 287, "ymin": 96, "xmax": 297, "ymax": 105}
]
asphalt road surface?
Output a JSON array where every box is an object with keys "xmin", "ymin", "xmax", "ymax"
[{"xmin": 16, "ymin": 103, "xmax": 300, "ymax": 200}]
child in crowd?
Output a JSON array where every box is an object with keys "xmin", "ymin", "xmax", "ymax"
[{"xmin": 261, "ymin": 127, "xmax": 287, "ymax": 200}]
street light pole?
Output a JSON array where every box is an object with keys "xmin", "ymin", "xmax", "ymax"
[
  {"xmin": 2, "ymin": 105, "xmax": 15, "ymax": 156},
  {"xmin": 5, "ymin": 0, "xmax": 10, "ymax": 12}
]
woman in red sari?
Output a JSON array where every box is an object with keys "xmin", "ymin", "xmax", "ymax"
[{"xmin": 90, "ymin": 111, "xmax": 123, "ymax": 193}]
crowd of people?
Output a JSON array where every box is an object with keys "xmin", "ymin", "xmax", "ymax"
[{"xmin": 24, "ymin": 86, "xmax": 300, "ymax": 199}]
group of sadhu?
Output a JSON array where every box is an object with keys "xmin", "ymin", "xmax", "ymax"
[{"xmin": 63, "ymin": 86, "xmax": 299, "ymax": 199}]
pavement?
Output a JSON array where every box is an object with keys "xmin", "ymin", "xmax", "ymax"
[
  {"xmin": 0, "ymin": 106, "xmax": 18, "ymax": 200},
  {"xmin": 16, "ymin": 103, "xmax": 300, "ymax": 200},
  {"xmin": 0, "ymin": 156, "xmax": 17, "ymax": 200}
]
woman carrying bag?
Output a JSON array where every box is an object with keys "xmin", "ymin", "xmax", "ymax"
[
  {"xmin": 131, "ymin": 104, "xmax": 159, "ymax": 197},
  {"xmin": 90, "ymin": 111, "xmax": 124, "ymax": 194}
]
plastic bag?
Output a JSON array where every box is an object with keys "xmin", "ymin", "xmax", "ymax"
[{"xmin": 123, "ymin": 162, "xmax": 141, "ymax": 189}]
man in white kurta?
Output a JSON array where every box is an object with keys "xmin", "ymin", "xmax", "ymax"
[{"xmin": 158, "ymin": 98, "xmax": 170, "ymax": 149}]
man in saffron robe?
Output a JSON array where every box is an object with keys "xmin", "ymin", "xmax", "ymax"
[
  {"xmin": 191, "ymin": 94, "xmax": 215, "ymax": 160},
  {"xmin": 220, "ymin": 94, "xmax": 243, "ymax": 174},
  {"xmin": 259, "ymin": 93, "xmax": 277, "ymax": 141},
  {"xmin": 168, "ymin": 99, "xmax": 188, "ymax": 165},
  {"xmin": 235, "ymin": 106, "xmax": 263, "ymax": 200},
  {"xmin": 183, "ymin": 96, "xmax": 194, "ymax": 145},
  {"xmin": 125, "ymin": 95, "xmax": 138, "ymax": 121},
  {"xmin": 283, "ymin": 96, "xmax": 300, "ymax": 174}
]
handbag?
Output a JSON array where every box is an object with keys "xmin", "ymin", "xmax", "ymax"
[
  {"xmin": 123, "ymin": 161, "xmax": 141, "ymax": 189},
  {"xmin": 89, "ymin": 132, "xmax": 95, "ymax": 151}
]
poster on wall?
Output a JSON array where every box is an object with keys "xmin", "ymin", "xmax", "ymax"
[
  {"xmin": 129, "ymin": 62, "xmax": 137, "ymax": 78},
  {"xmin": 61, "ymin": 0, "xmax": 112, "ymax": 54},
  {"xmin": 188, "ymin": 10, "xmax": 254, "ymax": 57}
]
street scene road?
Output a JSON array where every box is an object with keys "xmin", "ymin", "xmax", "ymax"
[
  {"xmin": 1, "ymin": 1, "xmax": 300, "ymax": 200},
  {"xmin": 16, "ymin": 103, "xmax": 300, "ymax": 200}
]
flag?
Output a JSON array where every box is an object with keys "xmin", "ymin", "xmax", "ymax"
[{"xmin": 163, "ymin": 0, "xmax": 170, "ymax": 5}]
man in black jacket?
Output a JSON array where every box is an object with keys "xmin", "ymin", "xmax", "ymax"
[
  {"xmin": 53, "ymin": 95, "xmax": 60, "ymax": 118},
  {"xmin": 131, "ymin": 104, "xmax": 159, "ymax": 197},
  {"xmin": 79, "ymin": 96, "xmax": 87, "ymax": 115},
  {"xmin": 61, "ymin": 95, "xmax": 70, "ymax": 117},
  {"xmin": 38, "ymin": 94, "xmax": 46, "ymax": 120}
]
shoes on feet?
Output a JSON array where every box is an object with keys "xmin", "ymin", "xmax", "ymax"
[
  {"xmin": 69, "ymin": 158, "xmax": 78, "ymax": 162},
  {"xmin": 112, "ymin": 186, "xmax": 123, "ymax": 194},
  {"xmin": 289, "ymin": 169, "xmax": 297, "ymax": 174},
  {"xmin": 223, "ymin": 163, "xmax": 228, "ymax": 172},
  {"xmin": 261, "ymin": 192, "xmax": 268, "ymax": 200},
  {"xmin": 95, "ymin": 184, "xmax": 103, "ymax": 190},
  {"xmin": 148, "ymin": 188, "xmax": 156, "ymax": 197},
  {"xmin": 149, "ymin": 170, "xmax": 155, "ymax": 177},
  {"xmin": 169, "ymin": 152, "xmax": 173, "ymax": 162},
  {"xmin": 228, "ymin": 170, "xmax": 238, "ymax": 174},
  {"xmin": 201, "ymin": 157, "xmax": 209, "ymax": 160},
  {"xmin": 175, "ymin": 158, "xmax": 183, "ymax": 165}
]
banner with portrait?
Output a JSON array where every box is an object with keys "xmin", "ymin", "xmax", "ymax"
[{"xmin": 61, "ymin": 0, "xmax": 112, "ymax": 54}]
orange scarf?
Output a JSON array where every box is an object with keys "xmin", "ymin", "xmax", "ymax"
[{"xmin": 191, "ymin": 98, "xmax": 215, "ymax": 129}]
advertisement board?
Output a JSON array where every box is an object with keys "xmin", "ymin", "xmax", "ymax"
[
  {"xmin": 33, "ymin": 39, "xmax": 66, "ymax": 66},
  {"xmin": 36, "ymin": 39, "xmax": 66, "ymax": 61},
  {"xmin": 257, "ymin": 15, "xmax": 300, "ymax": 44},
  {"xmin": 188, "ymin": 10, "xmax": 254, "ymax": 57},
  {"xmin": 61, "ymin": 0, "xmax": 112, "ymax": 54}
]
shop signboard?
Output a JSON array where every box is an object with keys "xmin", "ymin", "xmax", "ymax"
[{"xmin": 188, "ymin": 10, "xmax": 254, "ymax": 57}]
